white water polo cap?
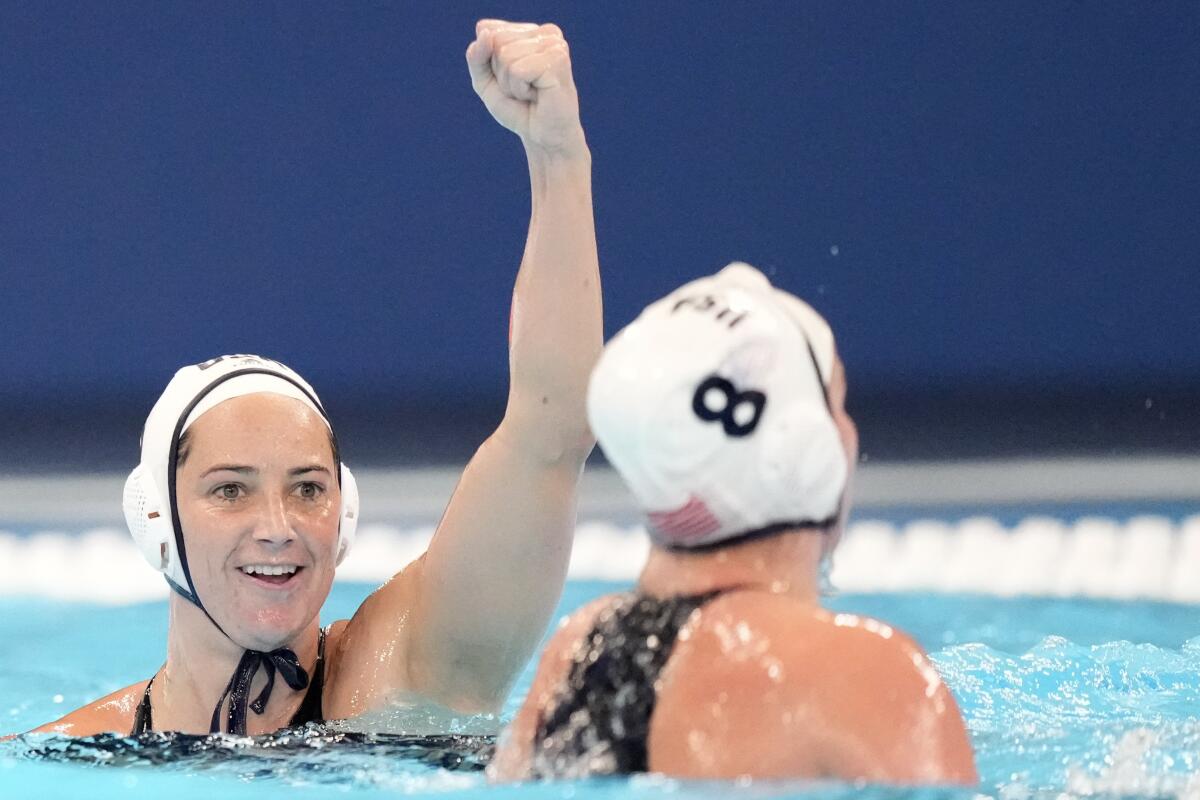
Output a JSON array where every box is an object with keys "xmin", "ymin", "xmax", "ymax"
[
  {"xmin": 123, "ymin": 355, "xmax": 359, "ymax": 603},
  {"xmin": 587, "ymin": 263, "xmax": 847, "ymax": 549}
]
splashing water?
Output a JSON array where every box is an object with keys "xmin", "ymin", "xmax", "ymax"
[{"xmin": 936, "ymin": 636, "xmax": 1200, "ymax": 798}]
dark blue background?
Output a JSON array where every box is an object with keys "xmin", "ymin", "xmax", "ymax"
[{"xmin": 2, "ymin": 2, "xmax": 1197, "ymax": 467}]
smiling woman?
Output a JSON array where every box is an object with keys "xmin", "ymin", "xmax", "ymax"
[
  {"xmin": 23, "ymin": 17, "xmax": 602, "ymax": 740},
  {"xmin": 174, "ymin": 391, "xmax": 342, "ymax": 655}
]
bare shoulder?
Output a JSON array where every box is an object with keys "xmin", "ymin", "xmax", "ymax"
[
  {"xmin": 804, "ymin": 606, "xmax": 941, "ymax": 685},
  {"xmin": 651, "ymin": 593, "xmax": 974, "ymax": 781},
  {"xmin": 683, "ymin": 591, "xmax": 936, "ymax": 685},
  {"xmin": 734, "ymin": 598, "xmax": 927, "ymax": 668},
  {"xmin": 794, "ymin": 605, "xmax": 977, "ymax": 783},
  {"xmin": 321, "ymin": 557, "xmax": 426, "ymax": 719},
  {"xmin": 27, "ymin": 680, "xmax": 150, "ymax": 737}
]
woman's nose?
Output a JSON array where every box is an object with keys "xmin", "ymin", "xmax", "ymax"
[{"xmin": 253, "ymin": 492, "xmax": 296, "ymax": 545}]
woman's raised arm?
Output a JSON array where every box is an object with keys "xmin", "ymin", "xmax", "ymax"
[{"xmin": 326, "ymin": 19, "xmax": 601, "ymax": 718}]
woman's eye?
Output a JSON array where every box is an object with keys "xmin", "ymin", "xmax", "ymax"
[
  {"xmin": 297, "ymin": 482, "xmax": 322, "ymax": 500},
  {"xmin": 217, "ymin": 484, "xmax": 242, "ymax": 501}
]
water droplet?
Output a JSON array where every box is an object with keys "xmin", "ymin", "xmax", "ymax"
[{"xmin": 829, "ymin": 245, "xmax": 840, "ymax": 256}]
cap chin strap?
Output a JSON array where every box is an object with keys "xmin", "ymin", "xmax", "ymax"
[
  {"xmin": 211, "ymin": 649, "xmax": 310, "ymax": 735},
  {"xmin": 163, "ymin": 570, "xmax": 311, "ymax": 735},
  {"xmin": 164, "ymin": 367, "xmax": 338, "ymax": 734},
  {"xmin": 164, "ymin": 575, "xmax": 204, "ymax": 610}
]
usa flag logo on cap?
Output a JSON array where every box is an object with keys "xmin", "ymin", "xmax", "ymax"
[{"xmin": 647, "ymin": 495, "xmax": 721, "ymax": 543}]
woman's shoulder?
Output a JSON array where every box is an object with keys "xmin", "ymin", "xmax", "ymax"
[
  {"xmin": 694, "ymin": 592, "xmax": 926, "ymax": 652},
  {"xmin": 652, "ymin": 595, "xmax": 961, "ymax": 778},
  {"xmin": 671, "ymin": 591, "xmax": 935, "ymax": 697},
  {"xmin": 26, "ymin": 679, "xmax": 151, "ymax": 737}
]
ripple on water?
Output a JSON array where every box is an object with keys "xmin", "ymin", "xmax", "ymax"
[
  {"xmin": 933, "ymin": 635, "xmax": 1200, "ymax": 797},
  {"xmin": 3, "ymin": 727, "xmax": 493, "ymax": 794}
]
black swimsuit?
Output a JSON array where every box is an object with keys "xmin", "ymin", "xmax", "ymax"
[
  {"xmin": 530, "ymin": 591, "xmax": 724, "ymax": 779},
  {"xmin": 131, "ymin": 627, "xmax": 327, "ymax": 735}
]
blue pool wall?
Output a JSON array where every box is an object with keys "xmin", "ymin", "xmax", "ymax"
[{"xmin": 2, "ymin": 3, "xmax": 1198, "ymax": 467}]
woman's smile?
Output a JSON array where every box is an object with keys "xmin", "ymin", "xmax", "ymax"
[{"xmin": 237, "ymin": 563, "xmax": 305, "ymax": 588}]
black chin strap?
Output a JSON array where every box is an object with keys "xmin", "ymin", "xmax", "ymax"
[
  {"xmin": 164, "ymin": 575, "xmax": 204, "ymax": 609},
  {"xmin": 211, "ymin": 648, "xmax": 310, "ymax": 735},
  {"xmin": 164, "ymin": 576, "xmax": 313, "ymax": 735}
]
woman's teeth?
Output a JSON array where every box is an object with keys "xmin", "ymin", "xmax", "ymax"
[{"xmin": 240, "ymin": 565, "xmax": 299, "ymax": 576}]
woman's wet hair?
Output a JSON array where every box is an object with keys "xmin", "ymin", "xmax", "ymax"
[{"xmin": 176, "ymin": 429, "xmax": 193, "ymax": 469}]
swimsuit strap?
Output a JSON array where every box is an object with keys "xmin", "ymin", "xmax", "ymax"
[
  {"xmin": 288, "ymin": 626, "xmax": 328, "ymax": 728},
  {"xmin": 129, "ymin": 626, "xmax": 329, "ymax": 736},
  {"xmin": 130, "ymin": 673, "xmax": 157, "ymax": 736},
  {"xmin": 530, "ymin": 589, "xmax": 727, "ymax": 778}
]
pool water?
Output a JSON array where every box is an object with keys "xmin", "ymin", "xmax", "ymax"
[{"xmin": 2, "ymin": 581, "xmax": 1199, "ymax": 799}]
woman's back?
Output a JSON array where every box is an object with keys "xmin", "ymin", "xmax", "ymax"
[{"xmin": 494, "ymin": 587, "xmax": 977, "ymax": 784}]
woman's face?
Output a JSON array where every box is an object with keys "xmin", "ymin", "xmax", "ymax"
[{"xmin": 174, "ymin": 393, "xmax": 340, "ymax": 651}]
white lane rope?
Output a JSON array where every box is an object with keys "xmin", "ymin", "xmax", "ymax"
[
  {"xmin": 3, "ymin": 458, "xmax": 1199, "ymax": 526},
  {"xmin": 2, "ymin": 514, "xmax": 1199, "ymax": 605}
]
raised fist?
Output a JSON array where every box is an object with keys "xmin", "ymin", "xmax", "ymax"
[{"xmin": 466, "ymin": 20, "xmax": 586, "ymax": 158}]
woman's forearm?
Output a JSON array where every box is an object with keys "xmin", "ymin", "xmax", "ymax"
[{"xmin": 505, "ymin": 145, "xmax": 601, "ymax": 464}]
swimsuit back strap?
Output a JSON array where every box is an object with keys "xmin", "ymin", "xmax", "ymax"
[
  {"xmin": 131, "ymin": 673, "xmax": 158, "ymax": 736},
  {"xmin": 530, "ymin": 589, "xmax": 726, "ymax": 777}
]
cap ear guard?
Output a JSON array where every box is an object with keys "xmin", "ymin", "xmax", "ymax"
[
  {"xmin": 123, "ymin": 464, "xmax": 172, "ymax": 573},
  {"xmin": 122, "ymin": 461, "xmax": 361, "ymax": 576},
  {"xmin": 336, "ymin": 463, "xmax": 359, "ymax": 565},
  {"xmin": 756, "ymin": 399, "xmax": 846, "ymax": 522}
]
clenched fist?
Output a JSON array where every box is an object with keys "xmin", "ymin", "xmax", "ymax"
[{"xmin": 466, "ymin": 20, "xmax": 587, "ymax": 158}]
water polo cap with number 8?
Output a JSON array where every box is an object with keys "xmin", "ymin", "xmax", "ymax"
[{"xmin": 587, "ymin": 262, "xmax": 847, "ymax": 550}]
